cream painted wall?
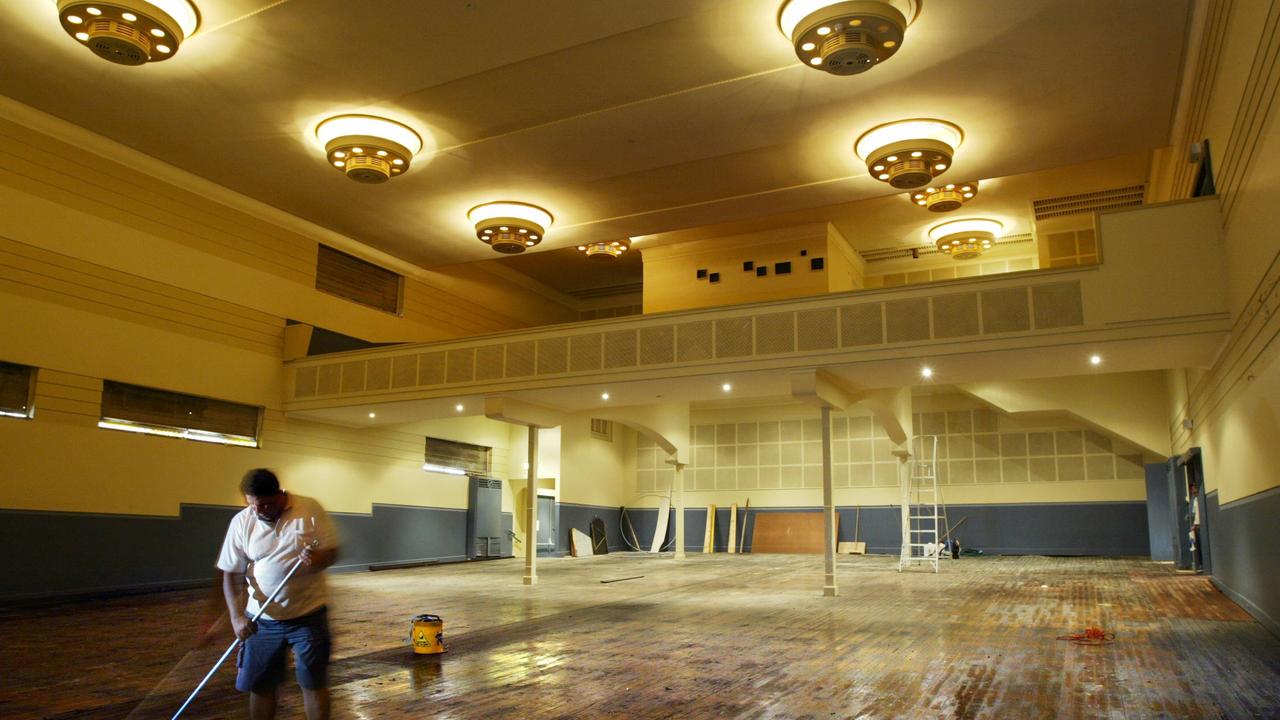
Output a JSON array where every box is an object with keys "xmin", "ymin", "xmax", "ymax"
[
  {"xmin": 627, "ymin": 396, "xmax": 1148, "ymax": 509},
  {"xmin": 558, "ymin": 413, "xmax": 633, "ymax": 509},
  {"xmin": 641, "ymin": 223, "xmax": 851, "ymax": 313},
  {"xmin": 959, "ymin": 372, "xmax": 1172, "ymax": 457},
  {"xmin": 1147, "ymin": 0, "xmax": 1280, "ymax": 505}
]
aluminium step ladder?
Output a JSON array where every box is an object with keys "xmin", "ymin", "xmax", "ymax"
[{"xmin": 899, "ymin": 435, "xmax": 941, "ymax": 573}]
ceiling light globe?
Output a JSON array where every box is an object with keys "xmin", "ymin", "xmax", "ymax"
[
  {"xmin": 920, "ymin": 367, "xmax": 933, "ymax": 379},
  {"xmin": 855, "ymin": 118, "xmax": 963, "ymax": 189},
  {"xmin": 907, "ymin": 180, "xmax": 977, "ymax": 213},
  {"xmin": 316, "ymin": 115, "xmax": 423, "ymax": 183},
  {"xmin": 469, "ymin": 201, "xmax": 553, "ymax": 254},
  {"xmin": 579, "ymin": 241, "xmax": 628, "ymax": 261},
  {"xmin": 928, "ymin": 217, "xmax": 1001, "ymax": 260},
  {"xmin": 779, "ymin": 0, "xmax": 918, "ymax": 76},
  {"xmin": 58, "ymin": 0, "xmax": 200, "ymax": 64},
  {"xmin": 1090, "ymin": 355, "xmax": 1102, "ymax": 366}
]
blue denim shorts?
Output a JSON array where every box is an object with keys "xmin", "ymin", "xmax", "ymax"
[{"xmin": 235, "ymin": 606, "xmax": 330, "ymax": 692}]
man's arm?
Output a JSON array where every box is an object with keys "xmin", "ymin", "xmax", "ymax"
[
  {"xmin": 299, "ymin": 545, "xmax": 338, "ymax": 571},
  {"xmin": 221, "ymin": 570, "xmax": 255, "ymax": 640}
]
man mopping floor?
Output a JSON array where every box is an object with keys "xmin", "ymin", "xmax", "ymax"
[{"xmin": 217, "ymin": 469, "xmax": 339, "ymax": 720}]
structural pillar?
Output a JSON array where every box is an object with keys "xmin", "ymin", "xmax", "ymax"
[
  {"xmin": 672, "ymin": 461, "xmax": 687, "ymax": 560},
  {"xmin": 524, "ymin": 426, "xmax": 538, "ymax": 586},
  {"xmin": 821, "ymin": 405, "xmax": 837, "ymax": 597}
]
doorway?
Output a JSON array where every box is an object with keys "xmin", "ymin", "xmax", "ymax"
[
  {"xmin": 536, "ymin": 495, "xmax": 557, "ymax": 554},
  {"xmin": 1179, "ymin": 449, "xmax": 1211, "ymax": 575}
]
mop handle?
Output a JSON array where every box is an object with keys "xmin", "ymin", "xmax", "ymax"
[{"xmin": 171, "ymin": 540, "xmax": 319, "ymax": 720}]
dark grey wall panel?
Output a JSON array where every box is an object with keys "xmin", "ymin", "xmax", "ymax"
[
  {"xmin": 1209, "ymin": 488, "xmax": 1280, "ymax": 637},
  {"xmin": 626, "ymin": 502, "xmax": 1147, "ymax": 556},
  {"xmin": 0, "ymin": 502, "xmax": 472, "ymax": 603},
  {"xmin": 1145, "ymin": 463, "xmax": 1176, "ymax": 561},
  {"xmin": 331, "ymin": 504, "xmax": 467, "ymax": 569},
  {"xmin": 557, "ymin": 502, "xmax": 626, "ymax": 553}
]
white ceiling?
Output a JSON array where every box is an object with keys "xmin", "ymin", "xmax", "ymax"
[{"xmin": 0, "ymin": 0, "xmax": 1189, "ymax": 270}]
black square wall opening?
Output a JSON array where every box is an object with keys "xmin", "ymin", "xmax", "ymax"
[
  {"xmin": 756, "ymin": 266, "xmax": 768, "ymax": 276},
  {"xmin": 743, "ymin": 261, "xmax": 754, "ymax": 271},
  {"xmin": 775, "ymin": 261, "xmax": 792, "ymax": 275},
  {"xmin": 709, "ymin": 272, "xmax": 721, "ymax": 283},
  {"xmin": 811, "ymin": 257, "xmax": 825, "ymax": 270},
  {"xmin": 696, "ymin": 268, "xmax": 707, "ymax": 279}
]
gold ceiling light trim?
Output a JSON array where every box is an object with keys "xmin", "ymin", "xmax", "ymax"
[
  {"xmin": 315, "ymin": 115, "xmax": 424, "ymax": 184},
  {"xmin": 777, "ymin": 0, "xmax": 919, "ymax": 75},
  {"xmin": 928, "ymin": 218, "xmax": 1002, "ymax": 260},
  {"xmin": 576, "ymin": 240, "xmax": 629, "ymax": 260},
  {"xmin": 855, "ymin": 119, "xmax": 963, "ymax": 190},
  {"xmin": 909, "ymin": 181, "xmax": 979, "ymax": 212},
  {"xmin": 56, "ymin": 0, "xmax": 199, "ymax": 65},
  {"xmin": 468, "ymin": 201, "xmax": 553, "ymax": 254}
]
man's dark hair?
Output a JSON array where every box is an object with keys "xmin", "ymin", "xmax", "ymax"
[{"xmin": 240, "ymin": 468, "xmax": 282, "ymax": 497}]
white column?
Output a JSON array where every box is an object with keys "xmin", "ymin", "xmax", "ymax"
[
  {"xmin": 821, "ymin": 405, "xmax": 837, "ymax": 597},
  {"xmin": 673, "ymin": 462, "xmax": 686, "ymax": 560},
  {"xmin": 524, "ymin": 426, "xmax": 538, "ymax": 586}
]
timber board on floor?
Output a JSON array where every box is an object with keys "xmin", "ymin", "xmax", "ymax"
[{"xmin": 1, "ymin": 555, "xmax": 1278, "ymax": 719}]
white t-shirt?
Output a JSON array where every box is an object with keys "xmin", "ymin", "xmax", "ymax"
[{"xmin": 216, "ymin": 493, "xmax": 338, "ymax": 621}]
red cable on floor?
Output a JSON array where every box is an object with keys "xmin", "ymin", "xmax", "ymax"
[{"xmin": 1056, "ymin": 626, "xmax": 1115, "ymax": 645}]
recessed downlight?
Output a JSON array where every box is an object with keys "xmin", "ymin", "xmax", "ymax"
[
  {"xmin": 722, "ymin": 382, "xmax": 733, "ymax": 392},
  {"xmin": 455, "ymin": 403, "xmax": 464, "ymax": 412},
  {"xmin": 368, "ymin": 412, "xmax": 376, "ymax": 419},
  {"xmin": 1090, "ymin": 354, "xmax": 1102, "ymax": 366},
  {"xmin": 920, "ymin": 367, "xmax": 934, "ymax": 379},
  {"xmin": 601, "ymin": 392, "xmax": 610, "ymax": 401}
]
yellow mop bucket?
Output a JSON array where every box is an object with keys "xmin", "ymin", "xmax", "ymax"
[{"xmin": 410, "ymin": 614, "xmax": 446, "ymax": 655}]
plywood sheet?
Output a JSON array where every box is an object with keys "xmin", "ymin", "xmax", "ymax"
[
  {"xmin": 727, "ymin": 504, "xmax": 738, "ymax": 554},
  {"xmin": 570, "ymin": 528, "xmax": 593, "ymax": 557},
  {"xmin": 649, "ymin": 497, "xmax": 670, "ymax": 552},
  {"xmin": 751, "ymin": 512, "xmax": 839, "ymax": 554}
]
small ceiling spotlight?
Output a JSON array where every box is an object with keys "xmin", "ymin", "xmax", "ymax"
[
  {"xmin": 778, "ymin": 0, "xmax": 919, "ymax": 75},
  {"xmin": 855, "ymin": 119, "xmax": 963, "ymax": 189},
  {"xmin": 368, "ymin": 412, "xmax": 376, "ymax": 419},
  {"xmin": 600, "ymin": 392, "xmax": 610, "ymax": 401},
  {"xmin": 1090, "ymin": 354, "xmax": 1102, "ymax": 366},
  {"xmin": 920, "ymin": 366, "xmax": 934, "ymax": 379},
  {"xmin": 56, "ymin": 0, "xmax": 199, "ymax": 65},
  {"xmin": 909, "ymin": 181, "xmax": 978, "ymax": 213},
  {"xmin": 316, "ymin": 115, "xmax": 423, "ymax": 183},
  {"xmin": 468, "ymin": 201, "xmax": 553, "ymax": 254},
  {"xmin": 577, "ymin": 240, "xmax": 628, "ymax": 260},
  {"xmin": 722, "ymin": 382, "xmax": 733, "ymax": 392},
  {"xmin": 928, "ymin": 218, "xmax": 1003, "ymax": 260},
  {"xmin": 455, "ymin": 403, "xmax": 464, "ymax": 412}
]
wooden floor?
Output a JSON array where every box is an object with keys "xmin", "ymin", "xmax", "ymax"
[{"xmin": 2, "ymin": 554, "xmax": 1278, "ymax": 719}]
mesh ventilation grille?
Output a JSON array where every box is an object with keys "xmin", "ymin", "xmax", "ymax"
[{"xmin": 1032, "ymin": 185, "xmax": 1145, "ymax": 220}]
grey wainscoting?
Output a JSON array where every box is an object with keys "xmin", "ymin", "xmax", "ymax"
[
  {"xmin": 623, "ymin": 501, "xmax": 1149, "ymax": 556},
  {"xmin": 0, "ymin": 502, "xmax": 476, "ymax": 603},
  {"xmin": 1207, "ymin": 488, "xmax": 1280, "ymax": 637}
]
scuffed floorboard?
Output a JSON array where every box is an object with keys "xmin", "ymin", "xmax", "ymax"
[{"xmin": 1, "ymin": 555, "xmax": 1276, "ymax": 719}]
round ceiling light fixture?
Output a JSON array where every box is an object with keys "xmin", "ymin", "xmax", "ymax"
[
  {"xmin": 928, "ymin": 218, "xmax": 1002, "ymax": 260},
  {"xmin": 315, "ymin": 115, "xmax": 423, "ymax": 184},
  {"xmin": 909, "ymin": 181, "xmax": 979, "ymax": 213},
  {"xmin": 468, "ymin": 201, "xmax": 553, "ymax": 254},
  {"xmin": 56, "ymin": 0, "xmax": 199, "ymax": 65},
  {"xmin": 576, "ymin": 240, "xmax": 628, "ymax": 260},
  {"xmin": 778, "ymin": 0, "xmax": 919, "ymax": 75},
  {"xmin": 855, "ymin": 119, "xmax": 963, "ymax": 189}
]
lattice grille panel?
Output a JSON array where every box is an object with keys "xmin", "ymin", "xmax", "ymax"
[{"xmin": 715, "ymin": 318, "xmax": 753, "ymax": 358}]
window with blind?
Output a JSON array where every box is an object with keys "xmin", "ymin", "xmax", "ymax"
[
  {"xmin": 315, "ymin": 244, "xmax": 403, "ymax": 315},
  {"xmin": 0, "ymin": 361, "xmax": 36, "ymax": 419},
  {"xmin": 99, "ymin": 381, "xmax": 262, "ymax": 447},
  {"xmin": 423, "ymin": 437, "xmax": 491, "ymax": 476}
]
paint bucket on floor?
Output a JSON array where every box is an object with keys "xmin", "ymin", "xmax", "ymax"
[{"xmin": 411, "ymin": 614, "xmax": 446, "ymax": 655}]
